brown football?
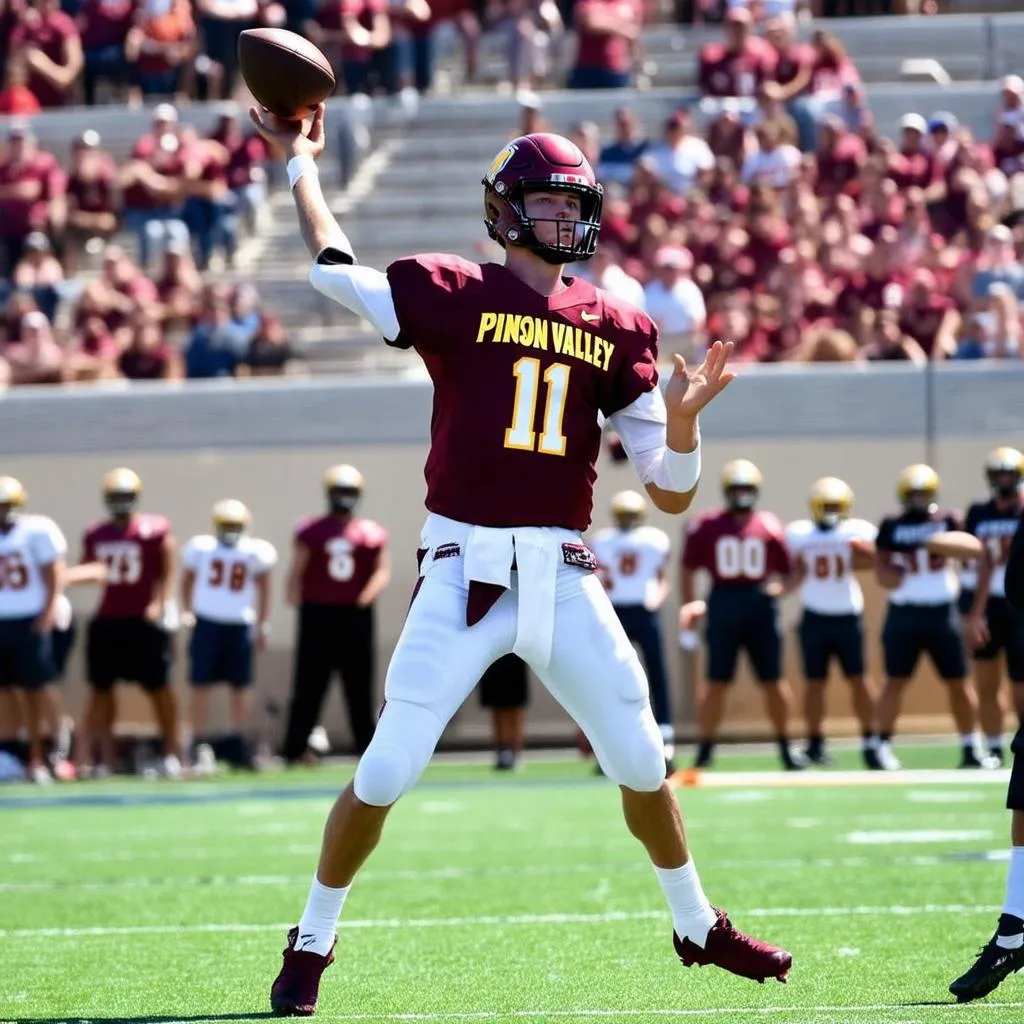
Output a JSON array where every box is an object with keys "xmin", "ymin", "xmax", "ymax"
[{"xmin": 237, "ymin": 28, "xmax": 336, "ymax": 120}]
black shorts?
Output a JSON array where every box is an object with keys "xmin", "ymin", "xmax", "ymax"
[
  {"xmin": 882, "ymin": 602, "xmax": 966, "ymax": 681},
  {"xmin": 189, "ymin": 617, "xmax": 253, "ymax": 688},
  {"xmin": 706, "ymin": 588, "xmax": 781, "ymax": 684},
  {"xmin": 0, "ymin": 616, "xmax": 54, "ymax": 690},
  {"xmin": 1007, "ymin": 727, "xmax": 1024, "ymax": 811},
  {"xmin": 478, "ymin": 653, "xmax": 529, "ymax": 709},
  {"xmin": 960, "ymin": 590, "xmax": 1024, "ymax": 681},
  {"xmin": 51, "ymin": 621, "xmax": 76, "ymax": 681},
  {"xmin": 799, "ymin": 610, "xmax": 865, "ymax": 680},
  {"xmin": 86, "ymin": 616, "xmax": 171, "ymax": 692}
]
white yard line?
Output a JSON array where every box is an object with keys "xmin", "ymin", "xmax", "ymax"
[{"xmin": 0, "ymin": 903, "xmax": 1002, "ymax": 939}]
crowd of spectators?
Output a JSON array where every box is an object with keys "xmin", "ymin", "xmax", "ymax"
[
  {"xmin": 500, "ymin": 21, "xmax": 1024, "ymax": 365},
  {"xmin": 0, "ymin": 0, "xmax": 926, "ymax": 109},
  {"xmin": 0, "ymin": 103, "xmax": 293, "ymax": 388}
]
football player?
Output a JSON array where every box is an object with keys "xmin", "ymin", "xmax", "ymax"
[
  {"xmin": 948, "ymin": 505, "xmax": 1024, "ymax": 1001},
  {"xmin": 75, "ymin": 468, "xmax": 181, "ymax": 778},
  {"xmin": 477, "ymin": 652, "xmax": 530, "ymax": 771},
  {"xmin": 251, "ymin": 106, "xmax": 790, "ymax": 1014},
  {"xmin": 680, "ymin": 460, "xmax": 805, "ymax": 772},
  {"xmin": 591, "ymin": 489, "xmax": 675, "ymax": 769},
  {"xmin": 874, "ymin": 464, "xmax": 990, "ymax": 770},
  {"xmin": 280, "ymin": 465, "xmax": 390, "ymax": 765},
  {"xmin": 785, "ymin": 477, "xmax": 879, "ymax": 768},
  {"xmin": 960, "ymin": 447, "xmax": 1024, "ymax": 765},
  {"xmin": 180, "ymin": 500, "xmax": 277, "ymax": 771},
  {"xmin": 0, "ymin": 476, "xmax": 68, "ymax": 784}
]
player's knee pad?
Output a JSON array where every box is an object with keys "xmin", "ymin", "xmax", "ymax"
[
  {"xmin": 352, "ymin": 699, "xmax": 442, "ymax": 807},
  {"xmin": 599, "ymin": 711, "xmax": 666, "ymax": 793}
]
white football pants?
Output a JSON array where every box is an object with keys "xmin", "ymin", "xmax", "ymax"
[{"xmin": 352, "ymin": 516, "xmax": 667, "ymax": 805}]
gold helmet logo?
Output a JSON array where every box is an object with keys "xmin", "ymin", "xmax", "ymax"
[{"xmin": 485, "ymin": 143, "xmax": 517, "ymax": 185}]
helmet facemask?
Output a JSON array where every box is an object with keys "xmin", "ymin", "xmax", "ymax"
[
  {"xmin": 988, "ymin": 469, "xmax": 1022, "ymax": 500},
  {"xmin": 106, "ymin": 491, "xmax": 138, "ymax": 518},
  {"xmin": 903, "ymin": 490, "xmax": 937, "ymax": 517},
  {"xmin": 485, "ymin": 180, "xmax": 603, "ymax": 265},
  {"xmin": 217, "ymin": 526, "xmax": 244, "ymax": 547},
  {"xmin": 328, "ymin": 487, "xmax": 361, "ymax": 515},
  {"xmin": 725, "ymin": 485, "xmax": 758, "ymax": 512}
]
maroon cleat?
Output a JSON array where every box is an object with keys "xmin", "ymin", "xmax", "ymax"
[
  {"xmin": 673, "ymin": 908, "xmax": 792, "ymax": 984},
  {"xmin": 270, "ymin": 926, "xmax": 336, "ymax": 1016}
]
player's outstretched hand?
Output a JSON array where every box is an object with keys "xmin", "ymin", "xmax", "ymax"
[
  {"xmin": 249, "ymin": 103, "xmax": 326, "ymax": 161},
  {"xmin": 664, "ymin": 340, "xmax": 736, "ymax": 422}
]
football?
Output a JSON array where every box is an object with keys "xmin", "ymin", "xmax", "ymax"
[{"xmin": 237, "ymin": 27, "xmax": 336, "ymax": 121}]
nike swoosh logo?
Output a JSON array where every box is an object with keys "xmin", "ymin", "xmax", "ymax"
[
  {"xmin": 297, "ymin": 933, "xmax": 318, "ymax": 951},
  {"xmin": 581, "ymin": 311, "xmax": 600, "ymax": 323}
]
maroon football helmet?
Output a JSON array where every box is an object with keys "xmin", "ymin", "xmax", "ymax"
[{"xmin": 482, "ymin": 133, "xmax": 603, "ymax": 265}]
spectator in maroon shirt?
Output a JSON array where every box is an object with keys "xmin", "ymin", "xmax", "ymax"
[
  {"xmin": 70, "ymin": 314, "xmax": 121, "ymax": 381},
  {"xmin": 11, "ymin": 0, "xmax": 84, "ymax": 108},
  {"xmin": 208, "ymin": 104, "xmax": 269, "ymax": 232},
  {"xmin": 893, "ymin": 187, "xmax": 932, "ymax": 265},
  {"xmin": 898, "ymin": 267, "xmax": 960, "ymax": 361},
  {"xmin": 567, "ymin": 0, "xmax": 640, "ymax": 90},
  {"xmin": 195, "ymin": 0, "xmax": 258, "ymax": 100},
  {"xmin": 306, "ymin": 0, "xmax": 391, "ymax": 96},
  {"xmin": 118, "ymin": 309, "xmax": 181, "ymax": 380},
  {"xmin": 862, "ymin": 308, "xmax": 927, "ymax": 366},
  {"xmin": 0, "ymin": 121, "xmax": 67, "ymax": 276},
  {"xmin": 997, "ymin": 75, "xmax": 1024, "ymax": 135},
  {"xmin": 77, "ymin": 0, "xmax": 134, "ymax": 104},
  {"xmin": 813, "ymin": 114, "xmax": 866, "ymax": 200},
  {"xmin": 124, "ymin": 0, "xmax": 196, "ymax": 103},
  {"xmin": 12, "ymin": 231, "xmax": 63, "ymax": 322},
  {"xmin": 886, "ymin": 113, "xmax": 937, "ymax": 190},
  {"xmin": 65, "ymin": 129, "xmax": 120, "ymax": 268},
  {"xmin": 992, "ymin": 114, "xmax": 1024, "ymax": 182},
  {"xmin": 698, "ymin": 7, "xmax": 775, "ymax": 106}
]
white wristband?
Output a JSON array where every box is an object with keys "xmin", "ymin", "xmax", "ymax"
[
  {"xmin": 287, "ymin": 154, "xmax": 318, "ymax": 190},
  {"xmin": 659, "ymin": 433, "xmax": 702, "ymax": 494}
]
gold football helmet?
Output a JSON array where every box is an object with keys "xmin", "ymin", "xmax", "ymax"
[
  {"xmin": 984, "ymin": 446, "xmax": 1024, "ymax": 498},
  {"xmin": 325, "ymin": 463, "xmax": 364, "ymax": 514},
  {"xmin": 721, "ymin": 459, "xmax": 762, "ymax": 511},
  {"xmin": 611, "ymin": 489, "xmax": 646, "ymax": 528},
  {"xmin": 212, "ymin": 499, "xmax": 251, "ymax": 546},
  {"xmin": 0, "ymin": 476, "xmax": 26, "ymax": 525},
  {"xmin": 809, "ymin": 476, "xmax": 854, "ymax": 530},
  {"xmin": 102, "ymin": 467, "xmax": 142, "ymax": 517},
  {"xmin": 896, "ymin": 463, "xmax": 939, "ymax": 514}
]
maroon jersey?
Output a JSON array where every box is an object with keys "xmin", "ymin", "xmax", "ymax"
[
  {"xmin": 82, "ymin": 514, "xmax": 171, "ymax": 618},
  {"xmin": 297, "ymin": 515, "xmax": 388, "ymax": 605},
  {"xmin": 384, "ymin": 254, "xmax": 658, "ymax": 532},
  {"xmin": 698, "ymin": 40, "xmax": 775, "ymax": 98},
  {"xmin": 682, "ymin": 509, "xmax": 790, "ymax": 588}
]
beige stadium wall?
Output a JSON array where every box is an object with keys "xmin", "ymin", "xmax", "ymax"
[{"xmin": 0, "ymin": 431, "xmax": 1015, "ymax": 748}]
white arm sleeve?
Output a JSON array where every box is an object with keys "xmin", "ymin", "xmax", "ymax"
[
  {"xmin": 607, "ymin": 388, "xmax": 702, "ymax": 494},
  {"xmin": 309, "ymin": 263, "xmax": 401, "ymax": 342}
]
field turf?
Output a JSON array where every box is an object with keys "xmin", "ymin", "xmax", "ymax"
[{"xmin": 2, "ymin": 744, "xmax": 1023, "ymax": 1024}]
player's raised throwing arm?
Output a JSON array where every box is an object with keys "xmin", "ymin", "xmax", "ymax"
[{"xmin": 249, "ymin": 103, "xmax": 401, "ymax": 342}]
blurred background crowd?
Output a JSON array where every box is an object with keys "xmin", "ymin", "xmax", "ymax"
[{"xmin": 0, "ymin": 0, "xmax": 1022, "ymax": 386}]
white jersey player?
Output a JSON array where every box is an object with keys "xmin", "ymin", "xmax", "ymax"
[
  {"xmin": 591, "ymin": 490, "xmax": 675, "ymax": 764},
  {"xmin": 785, "ymin": 477, "xmax": 879, "ymax": 768},
  {"xmin": 181, "ymin": 500, "xmax": 277, "ymax": 766},
  {"xmin": 0, "ymin": 476, "xmax": 67, "ymax": 783}
]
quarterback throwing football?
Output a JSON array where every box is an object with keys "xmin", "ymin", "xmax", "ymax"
[{"xmin": 251, "ymin": 103, "xmax": 792, "ymax": 1015}]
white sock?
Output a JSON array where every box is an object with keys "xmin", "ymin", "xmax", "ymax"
[
  {"xmin": 961, "ymin": 733, "xmax": 979, "ymax": 750},
  {"xmin": 1002, "ymin": 848, "xmax": 1024, "ymax": 922},
  {"xmin": 654, "ymin": 860, "xmax": 717, "ymax": 949},
  {"xmin": 989, "ymin": 735, "xmax": 1005, "ymax": 750},
  {"xmin": 296, "ymin": 876, "xmax": 350, "ymax": 956}
]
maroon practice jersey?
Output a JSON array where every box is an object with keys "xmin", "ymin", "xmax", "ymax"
[
  {"xmin": 385, "ymin": 255, "xmax": 658, "ymax": 531},
  {"xmin": 82, "ymin": 514, "xmax": 171, "ymax": 618},
  {"xmin": 296, "ymin": 515, "xmax": 388, "ymax": 605},
  {"xmin": 682, "ymin": 509, "xmax": 791, "ymax": 588}
]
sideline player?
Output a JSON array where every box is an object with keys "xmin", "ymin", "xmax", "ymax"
[
  {"xmin": 180, "ymin": 499, "xmax": 277, "ymax": 769},
  {"xmin": 478, "ymin": 652, "xmax": 530, "ymax": 770},
  {"xmin": 874, "ymin": 464, "xmax": 989, "ymax": 770},
  {"xmin": 785, "ymin": 477, "xmax": 879, "ymax": 768},
  {"xmin": 591, "ymin": 489, "xmax": 675, "ymax": 768},
  {"xmin": 680, "ymin": 460, "xmax": 805, "ymax": 771},
  {"xmin": 946, "ymin": 510, "xmax": 1024, "ymax": 1001},
  {"xmin": 0, "ymin": 476, "xmax": 67, "ymax": 783},
  {"xmin": 960, "ymin": 448, "xmax": 1024, "ymax": 765},
  {"xmin": 281, "ymin": 465, "xmax": 390, "ymax": 764},
  {"xmin": 249, "ymin": 106, "xmax": 792, "ymax": 1014},
  {"xmin": 75, "ymin": 469, "xmax": 180, "ymax": 778}
]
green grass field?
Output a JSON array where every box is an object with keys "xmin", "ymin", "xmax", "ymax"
[{"xmin": 3, "ymin": 746, "xmax": 1024, "ymax": 1024}]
